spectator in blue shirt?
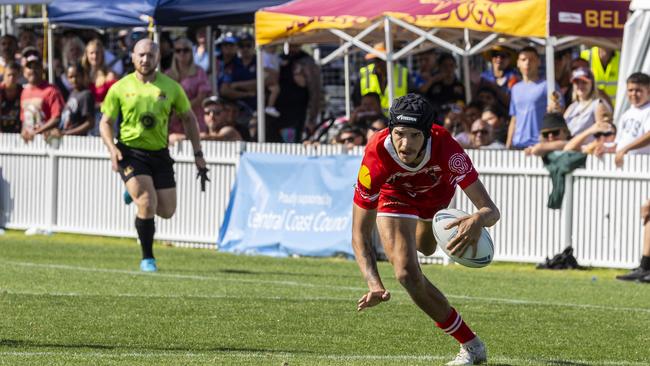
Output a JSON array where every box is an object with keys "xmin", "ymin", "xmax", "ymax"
[
  {"xmin": 507, "ymin": 47, "xmax": 561, "ymax": 149},
  {"xmin": 220, "ymin": 33, "xmax": 257, "ymax": 112}
]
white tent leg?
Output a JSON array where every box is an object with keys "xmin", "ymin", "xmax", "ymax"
[
  {"xmin": 47, "ymin": 23, "xmax": 53, "ymax": 84},
  {"xmin": 545, "ymin": 36, "xmax": 556, "ymax": 106},
  {"xmin": 256, "ymin": 45, "xmax": 266, "ymax": 142},
  {"xmin": 384, "ymin": 17, "xmax": 395, "ymax": 107},
  {"xmin": 344, "ymin": 44, "xmax": 351, "ymax": 119},
  {"xmin": 463, "ymin": 28, "xmax": 471, "ymax": 104}
]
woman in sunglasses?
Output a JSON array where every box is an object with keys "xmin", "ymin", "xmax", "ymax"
[
  {"xmin": 166, "ymin": 37, "xmax": 211, "ymax": 145},
  {"xmin": 563, "ymin": 67, "xmax": 611, "ymax": 142},
  {"xmin": 564, "ymin": 116, "xmax": 617, "ymax": 156}
]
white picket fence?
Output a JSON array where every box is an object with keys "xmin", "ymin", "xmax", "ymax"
[{"xmin": 1, "ymin": 134, "xmax": 648, "ymax": 268}]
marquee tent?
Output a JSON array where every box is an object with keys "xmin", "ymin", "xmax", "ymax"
[
  {"xmin": 47, "ymin": 0, "xmax": 288, "ymax": 28},
  {"xmin": 253, "ymin": 0, "xmax": 630, "ymax": 141}
]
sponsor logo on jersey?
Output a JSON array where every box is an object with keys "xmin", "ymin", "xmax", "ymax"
[{"xmin": 358, "ymin": 164, "xmax": 372, "ymax": 189}]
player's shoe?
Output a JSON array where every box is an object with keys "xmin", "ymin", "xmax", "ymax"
[
  {"xmin": 140, "ymin": 258, "xmax": 157, "ymax": 272},
  {"xmin": 123, "ymin": 190, "xmax": 133, "ymax": 205},
  {"xmin": 616, "ymin": 267, "xmax": 649, "ymax": 281},
  {"xmin": 446, "ymin": 336, "xmax": 487, "ymax": 366}
]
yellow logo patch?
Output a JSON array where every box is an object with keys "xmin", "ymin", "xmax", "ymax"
[
  {"xmin": 123, "ymin": 166, "xmax": 134, "ymax": 176},
  {"xmin": 358, "ymin": 165, "xmax": 371, "ymax": 189}
]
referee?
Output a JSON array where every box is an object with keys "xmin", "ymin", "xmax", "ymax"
[{"xmin": 99, "ymin": 39, "xmax": 206, "ymax": 272}]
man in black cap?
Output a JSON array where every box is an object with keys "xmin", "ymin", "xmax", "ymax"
[{"xmin": 524, "ymin": 112, "xmax": 571, "ymax": 156}]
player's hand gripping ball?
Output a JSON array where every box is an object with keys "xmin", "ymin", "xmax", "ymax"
[{"xmin": 432, "ymin": 208, "xmax": 494, "ymax": 268}]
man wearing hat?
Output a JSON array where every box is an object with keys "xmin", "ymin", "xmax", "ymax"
[
  {"xmin": 354, "ymin": 42, "xmax": 410, "ymax": 116},
  {"xmin": 524, "ymin": 112, "xmax": 571, "ymax": 156},
  {"xmin": 479, "ymin": 45, "xmax": 519, "ymax": 107},
  {"xmin": 217, "ymin": 34, "xmax": 242, "ymax": 93},
  {"xmin": 20, "ymin": 47, "xmax": 65, "ymax": 142},
  {"xmin": 220, "ymin": 33, "xmax": 257, "ymax": 111}
]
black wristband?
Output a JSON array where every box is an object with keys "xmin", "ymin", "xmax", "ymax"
[{"xmin": 194, "ymin": 150, "xmax": 204, "ymax": 158}]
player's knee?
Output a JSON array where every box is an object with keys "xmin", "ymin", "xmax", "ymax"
[
  {"xmin": 394, "ymin": 267, "xmax": 423, "ymax": 290},
  {"xmin": 135, "ymin": 191, "xmax": 157, "ymax": 213},
  {"xmin": 157, "ymin": 206, "xmax": 176, "ymax": 219}
]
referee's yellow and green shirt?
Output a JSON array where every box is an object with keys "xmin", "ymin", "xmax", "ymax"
[{"xmin": 101, "ymin": 72, "xmax": 191, "ymax": 151}]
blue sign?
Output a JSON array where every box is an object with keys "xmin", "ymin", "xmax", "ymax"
[{"xmin": 218, "ymin": 153, "xmax": 362, "ymax": 257}]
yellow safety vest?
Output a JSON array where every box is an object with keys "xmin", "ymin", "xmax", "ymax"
[
  {"xmin": 359, "ymin": 63, "xmax": 408, "ymax": 115},
  {"xmin": 580, "ymin": 47, "xmax": 619, "ymax": 107}
]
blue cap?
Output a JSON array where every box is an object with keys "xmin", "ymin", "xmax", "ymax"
[{"xmin": 221, "ymin": 35, "xmax": 238, "ymax": 44}]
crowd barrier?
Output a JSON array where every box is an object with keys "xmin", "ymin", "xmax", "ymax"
[{"xmin": 1, "ymin": 134, "xmax": 648, "ymax": 268}]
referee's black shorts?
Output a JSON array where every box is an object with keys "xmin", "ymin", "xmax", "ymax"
[{"xmin": 116, "ymin": 142, "xmax": 176, "ymax": 189}]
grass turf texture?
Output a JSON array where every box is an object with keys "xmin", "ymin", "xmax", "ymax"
[{"xmin": 0, "ymin": 231, "xmax": 649, "ymax": 366}]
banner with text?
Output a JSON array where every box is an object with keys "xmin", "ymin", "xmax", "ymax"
[
  {"xmin": 218, "ymin": 153, "xmax": 362, "ymax": 257},
  {"xmin": 550, "ymin": 0, "xmax": 629, "ymax": 37}
]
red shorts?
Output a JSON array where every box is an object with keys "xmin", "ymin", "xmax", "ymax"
[{"xmin": 376, "ymin": 191, "xmax": 453, "ymax": 221}]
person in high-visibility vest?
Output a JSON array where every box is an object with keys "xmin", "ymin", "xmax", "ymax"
[
  {"xmin": 580, "ymin": 47, "xmax": 620, "ymax": 107},
  {"xmin": 354, "ymin": 43, "xmax": 410, "ymax": 116}
]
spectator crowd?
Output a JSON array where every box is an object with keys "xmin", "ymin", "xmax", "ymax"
[{"xmin": 0, "ymin": 26, "xmax": 649, "ymax": 166}]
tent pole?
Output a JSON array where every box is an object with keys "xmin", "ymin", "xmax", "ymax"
[
  {"xmin": 545, "ymin": 36, "xmax": 556, "ymax": 106},
  {"xmin": 343, "ymin": 40, "xmax": 351, "ymax": 119},
  {"xmin": 256, "ymin": 45, "xmax": 266, "ymax": 142},
  {"xmin": 47, "ymin": 23, "xmax": 53, "ymax": 84},
  {"xmin": 384, "ymin": 17, "xmax": 394, "ymax": 107},
  {"xmin": 463, "ymin": 28, "xmax": 471, "ymax": 104},
  {"xmin": 207, "ymin": 26, "xmax": 217, "ymax": 95}
]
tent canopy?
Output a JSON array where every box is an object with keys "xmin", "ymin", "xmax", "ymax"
[
  {"xmin": 47, "ymin": 0, "xmax": 288, "ymax": 28},
  {"xmin": 256, "ymin": 0, "xmax": 547, "ymax": 46}
]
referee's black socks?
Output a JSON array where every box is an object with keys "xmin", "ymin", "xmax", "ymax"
[{"xmin": 135, "ymin": 217, "xmax": 156, "ymax": 259}]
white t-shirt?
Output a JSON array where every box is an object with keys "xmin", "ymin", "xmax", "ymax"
[
  {"xmin": 616, "ymin": 102, "xmax": 650, "ymax": 154},
  {"xmin": 262, "ymin": 51, "xmax": 280, "ymax": 72}
]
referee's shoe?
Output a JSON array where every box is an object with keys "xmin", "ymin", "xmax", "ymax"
[{"xmin": 140, "ymin": 258, "xmax": 157, "ymax": 272}]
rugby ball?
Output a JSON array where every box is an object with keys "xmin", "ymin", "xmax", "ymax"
[{"xmin": 432, "ymin": 208, "xmax": 494, "ymax": 268}]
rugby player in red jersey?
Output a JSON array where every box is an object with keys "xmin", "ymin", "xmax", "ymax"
[{"xmin": 352, "ymin": 94, "xmax": 500, "ymax": 365}]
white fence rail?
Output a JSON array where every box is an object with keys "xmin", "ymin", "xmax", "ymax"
[{"xmin": 1, "ymin": 134, "xmax": 648, "ymax": 268}]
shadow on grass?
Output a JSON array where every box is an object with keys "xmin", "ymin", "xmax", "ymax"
[{"xmin": 0, "ymin": 338, "xmax": 313, "ymax": 355}]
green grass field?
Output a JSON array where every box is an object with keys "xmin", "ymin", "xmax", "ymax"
[{"xmin": 0, "ymin": 231, "xmax": 649, "ymax": 366}]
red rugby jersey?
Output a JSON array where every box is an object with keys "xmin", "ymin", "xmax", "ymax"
[{"xmin": 353, "ymin": 125, "xmax": 479, "ymax": 210}]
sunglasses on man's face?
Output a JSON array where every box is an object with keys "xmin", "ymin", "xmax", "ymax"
[
  {"xmin": 175, "ymin": 48, "xmax": 191, "ymax": 54},
  {"xmin": 239, "ymin": 43, "xmax": 253, "ymax": 49},
  {"xmin": 471, "ymin": 129, "xmax": 489, "ymax": 135},
  {"xmin": 339, "ymin": 136, "xmax": 357, "ymax": 144},
  {"xmin": 492, "ymin": 53, "xmax": 507, "ymax": 59},
  {"xmin": 541, "ymin": 129, "xmax": 562, "ymax": 139},
  {"xmin": 204, "ymin": 109, "xmax": 223, "ymax": 115},
  {"xmin": 594, "ymin": 131, "xmax": 615, "ymax": 139}
]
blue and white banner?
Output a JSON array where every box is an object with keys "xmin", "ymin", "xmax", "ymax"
[{"xmin": 218, "ymin": 153, "xmax": 362, "ymax": 257}]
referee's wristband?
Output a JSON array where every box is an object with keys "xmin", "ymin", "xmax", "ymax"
[{"xmin": 194, "ymin": 151, "xmax": 204, "ymax": 158}]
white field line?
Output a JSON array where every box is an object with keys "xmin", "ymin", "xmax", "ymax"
[
  {"xmin": 0, "ymin": 350, "xmax": 646, "ymax": 366},
  {"xmin": 2, "ymin": 260, "xmax": 650, "ymax": 314}
]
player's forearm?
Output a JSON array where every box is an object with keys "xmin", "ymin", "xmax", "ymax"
[
  {"xmin": 352, "ymin": 233, "xmax": 383, "ymax": 290},
  {"xmin": 180, "ymin": 112, "xmax": 203, "ymax": 154},
  {"xmin": 99, "ymin": 115, "xmax": 117, "ymax": 151},
  {"xmin": 474, "ymin": 205, "xmax": 500, "ymax": 228},
  {"xmin": 351, "ymin": 205, "xmax": 383, "ymax": 290}
]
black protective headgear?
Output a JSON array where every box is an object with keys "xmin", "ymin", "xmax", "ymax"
[{"xmin": 388, "ymin": 93, "xmax": 436, "ymax": 139}]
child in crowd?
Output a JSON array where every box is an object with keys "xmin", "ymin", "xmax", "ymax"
[
  {"xmin": 615, "ymin": 72, "xmax": 650, "ymax": 167},
  {"xmin": 52, "ymin": 64, "xmax": 95, "ymax": 137}
]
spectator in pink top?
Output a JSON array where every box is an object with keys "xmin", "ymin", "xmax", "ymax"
[
  {"xmin": 82, "ymin": 39, "xmax": 117, "ymax": 105},
  {"xmin": 20, "ymin": 47, "xmax": 65, "ymax": 142},
  {"xmin": 166, "ymin": 37, "xmax": 212, "ymax": 145}
]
